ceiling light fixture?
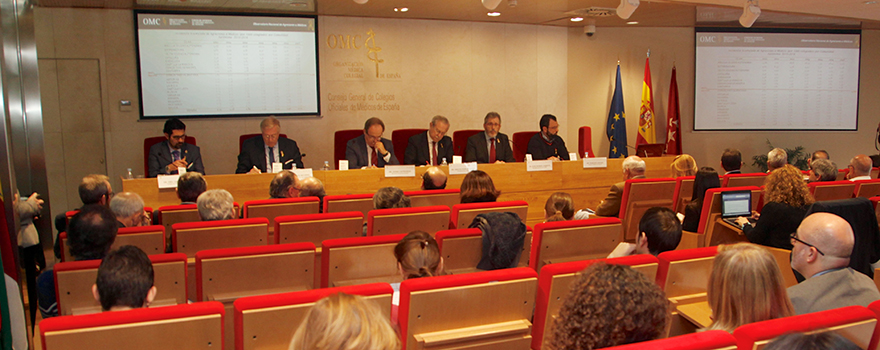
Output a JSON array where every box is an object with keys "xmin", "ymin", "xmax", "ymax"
[
  {"xmin": 571, "ymin": 17, "xmax": 584, "ymax": 22},
  {"xmin": 739, "ymin": 0, "xmax": 761, "ymax": 28},
  {"xmin": 482, "ymin": 0, "xmax": 503, "ymax": 10},
  {"xmin": 865, "ymin": 1, "xmax": 877, "ymax": 4},
  {"xmin": 394, "ymin": 7, "xmax": 408, "ymax": 12},
  {"xmin": 488, "ymin": 12, "xmax": 501, "ymax": 16},
  {"xmin": 616, "ymin": 0, "xmax": 639, "ymax": 20},
  {"xmin": 508, "ymin": 0, "xmax": 517, "ymax": 7},
  {"xmin": 627, "ymin": 21, "xmax": 639, "ymax": 24},
  {"xmin": 353, "ymin": 0, "xmax": 368, "ymax": 4}
]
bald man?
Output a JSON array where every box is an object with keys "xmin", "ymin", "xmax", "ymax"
[
  {"xmin": 788, "ymin": 212, "xmax": 880, "ymax": 314},
  {"xmin": 846, "ymin": 154, "xmax": 873, "ymax": 181},
  {"xmin": 421, "ymin": 166, "xmax": 447, "ymax": 190}
]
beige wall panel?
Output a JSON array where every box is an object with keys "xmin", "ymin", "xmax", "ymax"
[
  {"xmin": 44, "ymin": 131, "xmax": 68, "ymax": 227},
  {"xmin": 34, "ymin": 7, "xmax": 55, "ymax": 58},
  {"xmin": 50, "ymin": 8, "xmax": 105, "ymax": 59},
  {"xmin": 57, "ymin": 59, "xmax": 103, "ymax": 133},
  {"xmin": 536, "ymin": 26, "xmax": 568, "ymax": 139},
  {"xmin": 39, "ymin": 59, "xmax": 61, "ymax": 133}
]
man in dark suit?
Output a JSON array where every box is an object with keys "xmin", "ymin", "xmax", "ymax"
[
  {"xmin": 527, "ymin": 114, "xmax": 570, "ymax": 161},
  {"xmin": 148, "ymin": 118, "xmax": 205, "ymax": 177},
  {"xmin": 236, "ymin": 117, "xmax": 304, "ymax": 173},
  {"xmin": 346, "ymin": 117, "xmax": 399, "ymax": 168},
  {"xmin": 404, "ymin": 115, "xmax": 454, "ymax": 166},
  {"xmin": 465, "ymin": 112, "xmax": 515, "ymax": 163},
  {"xmin": 720, "ymin": 148, "xmax": 742, "ymax": 175}
]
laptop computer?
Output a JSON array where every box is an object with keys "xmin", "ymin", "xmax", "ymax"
[{"xmin": 720, "ymin": 190, "xmax": 756, "ymax": 227}]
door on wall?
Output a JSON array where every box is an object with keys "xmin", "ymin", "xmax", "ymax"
[{"xmin": 38, "ymin": 58, "xmax": 106, "ymax": 229}]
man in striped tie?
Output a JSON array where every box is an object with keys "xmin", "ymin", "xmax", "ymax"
[
  {"xmin": 404, "ymin": 115, "xmax": 454, "ymax": 166},
  {"xmin": 465, "ymin": 112, "xmax": 514, "ymax": 164}
]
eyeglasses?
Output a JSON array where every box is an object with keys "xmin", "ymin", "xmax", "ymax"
[{"xmin": 790, "ymin": 232, "xmax": 825, "ymax": 256}]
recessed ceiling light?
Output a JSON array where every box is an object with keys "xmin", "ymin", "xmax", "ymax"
[
  {"xmin": 394, "ymin": 7, "xmax": 408, "ymax": 12},
  {"xmin": 866, "ymin": 1, "xmax": 878, "ymax": 4},
  {"xmin": 627, "ymin": 21, "xmax": 639, "ymax": 24},
  {"xmin": 571, "ymin": 17, "xmax": 584, "ymax": 22},
  {"xmin": 488, "ymin": 12, "xmax": 501, "ymax": 16}
]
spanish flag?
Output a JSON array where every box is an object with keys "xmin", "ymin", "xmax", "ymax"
[{"xmin": 637, "ymin": 57, "xmax": 655, "ymax": 145}]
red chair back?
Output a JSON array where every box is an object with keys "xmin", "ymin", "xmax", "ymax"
[
  {"xmin": 578, "ymin": 126, "xmax": 593, "ymax": 157},
  {"xmin": 809, "ymin": 180, "xmax": 857, "ymax": 201},
  {"xmin": 512, "ymin": 131, "xmax": 538, "ymax": 162},
  {"xmin": 452, "ymin": 129, "xmax": 482, "ymax": 157},
  {"xmin": 656, "ymin": 246, "xmax": 718, "ymax": 301},
  {"xmin": 405, "ymin": 189, "xmax": 460, "ymax": 208},
  {"xmin": 734, "ymin": 305, "xmax": 877, "ymax": 350},
  {"xmin": 144, "ymin": 136, "xmax": 196, "ymax": 177},
  {"xmin": 366, "ymin": 205, "xmax": 450, "ymax": 236},
  {"xmin": 619, "ymin": 178, "xmax": 677, "ymax": 240},
  {"xmin": 722, "ymin": 172, "xmax": 766, "ymax": 187},
  {"xmin": 334, "ymin": 129, "xmax": 363, "ymax": 169},
  {"xmin": 528, "ymin": 217, "xmax": 623, "ymax": 272},
  {"xmin": 449, "ymin": 200, "xmax": 529, "ymax": 229},
  {"xmin": 854, "ymin": 179, "xmax": 880, "ymax": 198},
  {"xmin": 391, "ymin": 128, "xmax": 427, "ymax": 164},
  {"xmin": 323, "ymin": 193, "xmax": 374, "ymax": 220},
  {"xmin": 320, "ymin": 234, "xmax": 406, "ymax": 288},
  {"xmin": 673, "ymin": 175, "xmax": 696, "ymax": 214}
]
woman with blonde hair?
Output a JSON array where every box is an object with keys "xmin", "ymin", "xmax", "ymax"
[
  {"xmin": 705, "ymin": 243, "xmax": 794, "ymax": 333},
  {"xmin": 735, "ymin": 164, "xmax": 815, "ymax": 250},
  {"xmin": 289, "ymin": 292, "xmax": 400, "ymax": 350},
  {"xmin": 670, "ymin": 154, "xmax": 698, "ymax": 178},
  {"xmin": 544, "ymin": 192, "xmax": 575, "ymax": 222}
]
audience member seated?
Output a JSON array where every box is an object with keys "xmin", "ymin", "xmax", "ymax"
[
  {"xmin": 720, "ymin": 148, "xmax": 742, "ymax": 175},
  {"xmin": 544, "ymin": 192, "xmax": 574, "ymax": 222},
  {"xmin": 392, "ymin": 231, "xmax": 444, "ymax": 312},
  {"xmin": 269, "ymin": 170, "xmax": 301, "ymax": 199},
  {"xmin": 421, "ymin": 166, "xmax": 447, "ymax": 190},
  {"xmin": 788, "ymin": 213, "xmax": 880, "ymax": 314},
  {"xmin": 736, "ymin": 164, "xmax": 814, "ymax": 250},
  {"xmin": 365, "ymin": 187, "xmax": 411, "ymax": 235},
  {"xmin": 148, "ymin": 118, "xmax": 205, "ymax": 177},
  {"xmin": 299, "ymin": 177, "xmax": 326, "ymax": 212},
  {"xmin": 527, "ymin": 114, "xmax": 569, "ymax": 161},
  {"xmin": 288, "ymin": 292, "xmax": 400, "ymax": 350},
  {"xmin": 704, "ymin": 243, "xmax": 794, "ymax": 333},
  {"xmin": 670, "ymin": 154, "xmax": 698, "ymax": 178},
  {"xmin": 465, "ymin": 112, "xmax": 515, "ymax": 163},
  {"xmin": 470, "ymin": 212, "xmax": 526, "ymax": 270},
  {"xmin": 236, "ymin": 116, "xmax": 304, "ymax": 174},
  {"xmin": 110, "ymin": 192, "xmax": 149, "ymax": 228},
  {"xmin": 197, "ymin": 189, "xmax": 235, "ymax": 221},
  {"xmin": 91, "ymin": 245, "xmax": 156, "ymax": 312},
  {"xmin": 810, "ymin": 149, "xmax": 830, "ymax": 167},
  {"xmin": 404, "ymin": 115, "xmax": 453, "ymax": 166},
  {"xmin": 54, "ymin": 174, "xmax": 113, "ymax": 257},
  {"xmin": 808, "ymin": 159, "xmax": 838, "ymax": 182},
  {"xmin": 682, "ymin": 167, "xmax": 721, "ymax": 232},
  {"xmin": 549, "ymin": 263, "xmax": 668, "ymax": 349},
  {"xmin": 459, "ymin": 170, "xmax": 500, "ymax": 203},
  {"xmin": 608, "ymin": 207, "xmax": 682, "ymax": 258},
  {"xmin": 846, "ymin": 154, "xmax": 873, "ymax": 181},
  {"xmin": 176, "ymin": 171, "xmax": 207, "ymax": 204},
  {"xmin": 595, "ymin": 155, "xmax": 645, "ymax": 217},
  {"xmin": 38, "ymin": 205, "xmax": 118, "ymax": 318},
  {"xmin": 765, "ymin": 331, "xmax": 860, "ymax": 350},
  {"xmin": 346, "ymin": 117, "xmax": 399, "ymax": 168},
  {"xmin": 767, "ymin": 148, "xmax": 788, "ymax": 172}
]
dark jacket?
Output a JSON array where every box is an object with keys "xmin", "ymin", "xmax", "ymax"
[
  {"xmin": 470, "ymin": 212, "xmax": 526, "ymax": 270},
  {"xmin": 464, "ymin": 132, "xmax": 515, "ymax": 163},
  {"xmin": 404, "ymin": 131, "xmax": 454, "ymax": 165},
  {"xmin": 236, "ymin": 136, "xmax": 303, "ymax": 173}
]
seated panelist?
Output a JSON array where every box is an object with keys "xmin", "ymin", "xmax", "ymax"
[
  {"xmin": 465, "ymin": 112, "xmax": 514, "ymax": 164},
  {"xmin": 346, "ymin": 117, "xmax": 399, "ymax": 168},
  {"xmin": 236, "ymin": 117, "xmax": 304, "ymax": 174},
  {"xmin": 527, "ymin": 114, "xmax": 569, "ymax": 161},
  {"xmin": 148, "ymin": 118, "xmax": 205, "ymax": 177},
  {"xmin": 404, "ymin": 115, "xmax": 453, "ymax": 166}
]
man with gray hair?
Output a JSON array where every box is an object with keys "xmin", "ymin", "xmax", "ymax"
[
  {"xmin": 110, "ymin": 192, "xmax": 148, "ymax": 228},
  {"xmin": 269, "ymin": 170, "xmax": 301, "ymax": 199},
  {"xmin": 846, "ymin": 154, "xmax": 873, "ymax": 181},
  {"xmin": 767, "ymin": 148, "xmax": 788, "ymax": 172},
  {"xmin": 299, "ymin": 177, "xmax": 326, "ymax": 212},
  {"xmin": 788, "ymin": 212, "xmax": 880, "ymax": 314},
  {"xmin": 404, "ymin": 115, "xmax": 454, "ymax": 166},
  {"xmin": 809, "ymin": 159, "xmax": 838, "ymax": 182},
  {"xmin": 236, "ymin": 116, "xmax": 304, "ymax": 174},
  {"xmin": 595, "ymin": 155, "xmax": 646, "ymax": 217},
  {"xmin": 197, "ymin": 189, "xmax": 235, "ymax": 221}
]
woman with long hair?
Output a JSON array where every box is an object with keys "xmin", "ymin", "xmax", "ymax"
[
  {"xmin": 544, "ymin": 192, "xmax": 575, "ymax": 222},
  {"xmin": 289, "ymin": 293, "xmax": 400, "ymax": 350},
  {"xmin": 735, "ymin": 164, "xmax": 815, "ymax": 249},
  {"xmin": 460, "ymin": 170, "xmax": 501, "ymax": 203},
  {"xmin": 681, "ymin": 167, "xmax": 721, "ymax": 232}
]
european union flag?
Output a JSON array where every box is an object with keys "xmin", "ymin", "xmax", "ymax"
[{"xmin": 607, "ymin": 65, "xmax": 628, "ymax": 158}]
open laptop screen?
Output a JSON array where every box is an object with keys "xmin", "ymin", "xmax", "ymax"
[{"xmin": 721, "ymin": 190, "xmax": 752, "ymax": 218}]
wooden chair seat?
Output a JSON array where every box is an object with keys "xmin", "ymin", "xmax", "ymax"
[{"xmin": 367, "ymin": 205, "xmax": 450, "ymax": 236}]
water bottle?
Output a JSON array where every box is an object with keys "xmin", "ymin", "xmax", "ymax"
[
  {"xmin": 125, "ymin": 168, "xmax": 134, "ymax": 180},
  {"xmin": 321, "ymin": 161, "xmax": 330, "ymax": 171},
  {"xmin": 441, "ymin": 158, "xmax": 447, "ymax": 166}
]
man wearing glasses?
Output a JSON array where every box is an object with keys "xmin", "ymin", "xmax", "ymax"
[
  {"xmin": 788, "ymin": 212, "xmax": 880, "ymax": 314},
  {"xmin": 237, "ymin": 116, "xmax": 304, "ymax": 174},
  {"xmin": 148, "ymin": 118, "xmax": 205, "ymax": 177}
]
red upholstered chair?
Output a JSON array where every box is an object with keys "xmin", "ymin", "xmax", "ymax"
[
  {"xmin": 512, "ymin": 131, "xmax": 538, "ymax": 162},
  {"xmin": 809, "ymin": 180, "xmax": 857, "ymax": 201},
  {"xmin": 449, "ymin": 200, "xmax": 529, "ymax": 229},
  {"xmin": 156, "ymin": 204, "xmax": 201, "ymax": 252},
  {"xmin": 398, "ymin": 267, "xmax": 537, "ymax": 350},
  {"xmin": 528, "ymin": 217, "xmax": 623, "ymax": 272},
  {"xmin": 452, "ymin": 129, "xmax": 482, "ymax": 157},
  {"xmin": 873, "ymin": 167, "xmax": 879, "ymax": 179},
  {"xmin": 673, "ymin": 175, "xmax": 696, "ymax": 214},
  {"xmin": 854, "ymin": 179, "xmax": 880, "ymax": 198},
  {"xmin": 274, "ymin": 211, "xmax": 364, "ymax": 246},
  {"xmin": 233, "ymin": 283, "xmax": 393, "ymax": 350},
  {"xmin": 334, "ymin": 129, "xmax": 363, "ymax": 169},
  {"xmin": 721, "ymin": 172, "xmax": 766, "ymax": 187},
  {"xmin": 323, "ymin": 193, "xmax": 373, "ymax": 219},
  {"xmin": 656, "ymin": 246, "xmax": 717, "ymax": 301},
  {"xmin": 320, "ymin": 234, "xmax": 406, "ymax": 288},
  {"xmin": 734, "ymin": 306, "xmax": 877, "ymax": 350},
  {"xmin": 242, "ymin": 197, "xmax": 320, "ymax": 236},
  {"xmin": 405, "ymin": 189, "xmax": 460, "ymax": 208},
  {"xmin": 40, "ymin": 302, "xmax": 225, "ymax": 350},
  {"xmin": 143, "ymin": 136, "xmax": 197, "ymax": 177},
  {"xmin": 434, "ymin": 227, "xmax": 532, "ymax": 274},
  {"xmin": 238, "ymin": 133, "xmax": 287, "ymax": 154},
  {"xmin": 600, "ymin": 330, "xmax": 735, "ymax": 350},
  {"xmin": 578, "ymin": 126, "xmax": 594, "ymax": 158},
  {"xmin": 391, "ymin": 128, "xmax": 427, "ymax": 164},
  {"xmin": 681, "ymin": 186, "xmax": 761, "ymax": 248},
  {"xmin": 619, "ymin": 178, "xmax": 677, "ymax": 241},
  {"xmin": 366, "ymin": 205, "xmax": 450, "ymax": 236},
  {"xmin": 531, "ymin": 254, "xmax": 659, "ymax": 350},
  {"xmin": 172, "ymin": 218, "xmax": 270, "ymax": 258},
  {"xmin": 838, "ymin": 168, "xmax": 851, "ymax": 181},
  {"xmin": 59, "ymin": 224, "xmax": 165, "ymax": 262}
]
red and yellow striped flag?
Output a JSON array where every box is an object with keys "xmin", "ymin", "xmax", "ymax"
[{"xmin": 637, "ymin": 57, "xmax": 655, "ymax": 145}]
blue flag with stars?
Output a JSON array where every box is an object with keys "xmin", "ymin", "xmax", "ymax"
[{"xmin": 607, "ymin": 65, "xmax": 628, "ymax": 158}]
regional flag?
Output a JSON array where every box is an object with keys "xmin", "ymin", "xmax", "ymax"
[
  {"xmin": 665, "ymin": 66, "xmax": 682, "ymax": 155},
  {"xmin": 607, "ymin": 65, "xmax": 628, "ymax": 158},
  {"xmin": 637, "ymin": 57, "xmax": 656, "ymax": 145}
]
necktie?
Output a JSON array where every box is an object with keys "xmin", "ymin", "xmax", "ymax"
[
  {"xmin": 371, "ymin": 146, "xmax": 379, "ymax": 167},
  {"xmin": 268, "ymin": 146, "xmax": 275, "ymax": 169},
  {"xmin": 171, "ymin": 150, "xmax": 180, "ymax": 162},
  {"xmin": 431, "ymin": 141, "xmax": 438, "ymax": 166},
  {"xmin": 489, "ymin": 138, "xmax": 496, "ymax": 163}
]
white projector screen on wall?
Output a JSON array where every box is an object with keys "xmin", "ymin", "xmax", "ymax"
[
  {"xmin": 136, "ymin": 12, "xmax": 319, "ymax": 119},
  {"xmin": 694, "ymin": 30, "xmax": 860, "ymax": 131}
]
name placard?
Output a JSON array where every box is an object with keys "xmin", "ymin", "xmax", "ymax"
[
  {"xmin": 157, "ymin": 174, "xmax": 180, "ymax": 189},
  {"xmin": 271, "ymin": 162, "xmax": 283, "ymax": 173},
  {"xmin": 449, "ymin": 162, "xmax": 478, "ymax": 175},
  {"xmin": 384, "ymin": 165, "xmax": 416, "ymax": 178},
  {"xmin": 452, "ymin": 155, "xmax": 463, "ymax": 164},
  {"xmin": 177, "ymin": 167, "xmax": 187, "ymax": 175},
  {"xmin": 527, "ymin": 160, "xmax": 553, "ymax": 172},
  {"xmin": 338, "ymin": 160, "xmax": 349, "ymax": 171},
  {"xmin": 583, "ymin": 157, "xmax": 608, "ymax": 168},
  {"xmin": 293, "ymin": 168, "xmax": 314, "ymax": 179},
  {"xmin": 569, "ymin": 152, "xmax": 578, "ymax": 160}
]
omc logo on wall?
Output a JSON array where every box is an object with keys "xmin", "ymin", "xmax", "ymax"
[{"xmin": 326, "ymin": 29, "xmax": 386, "ymax": 78}]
